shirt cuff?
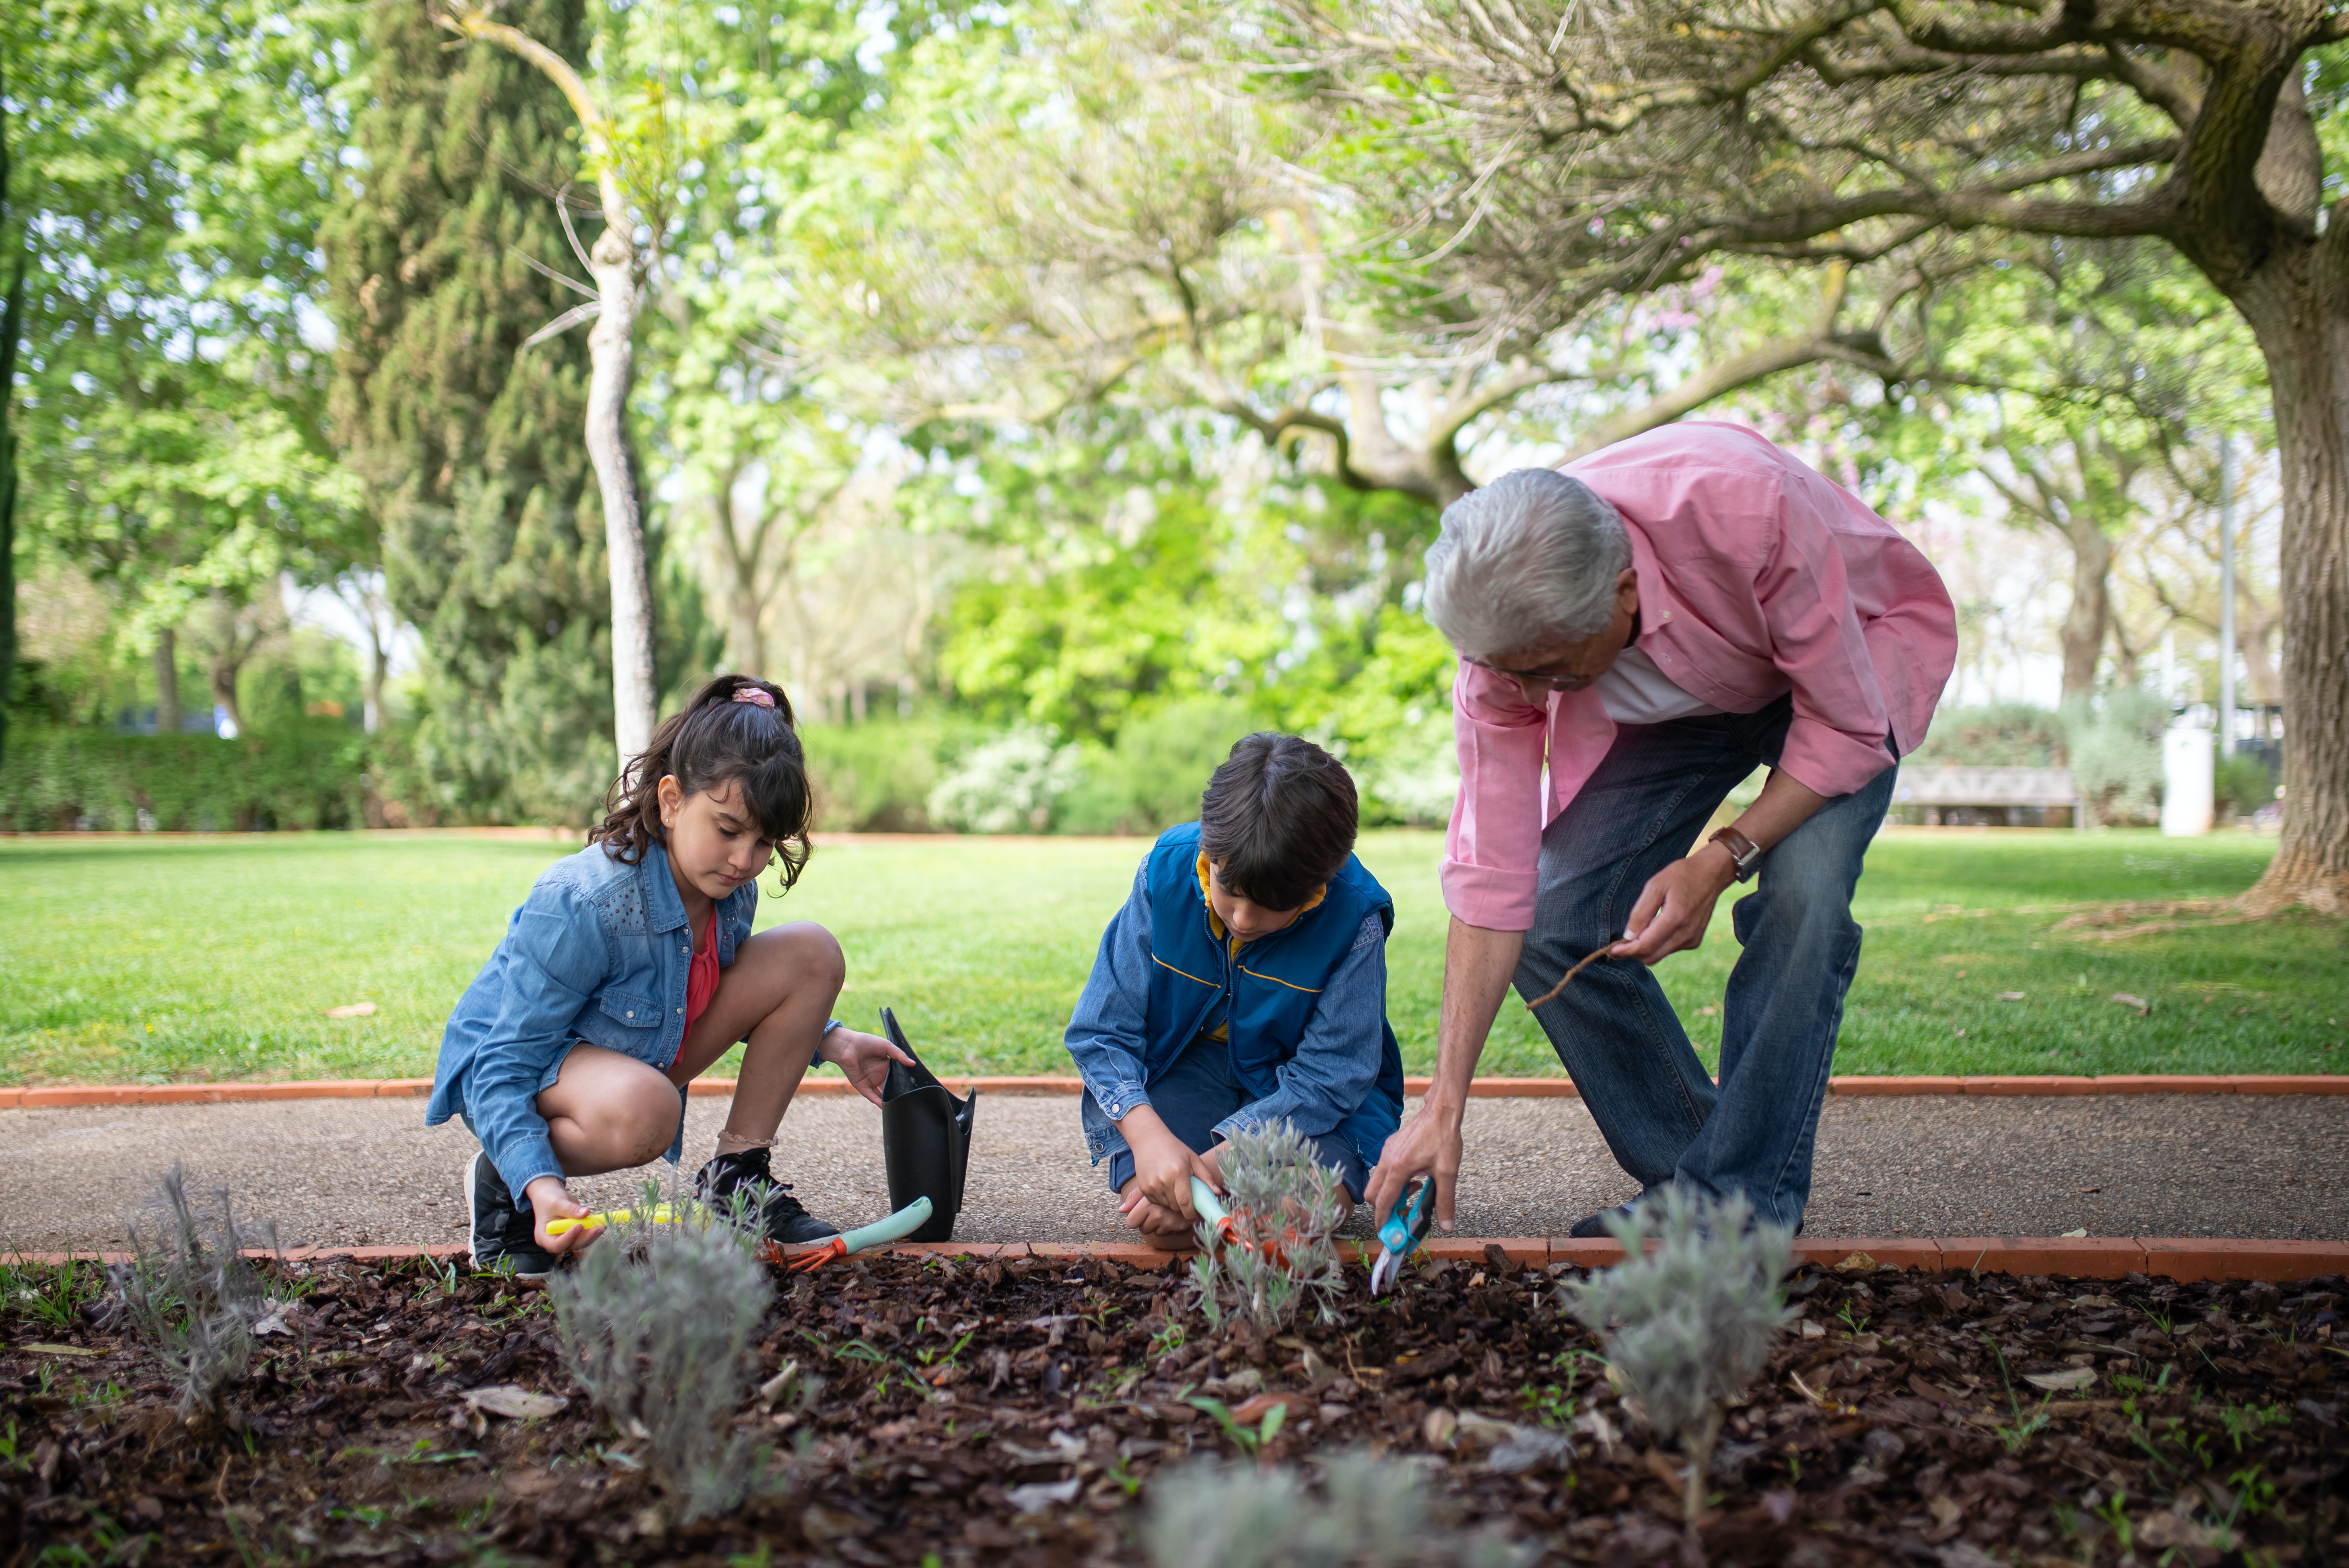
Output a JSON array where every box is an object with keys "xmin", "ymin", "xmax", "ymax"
[{"xmin": 1439, "ymin": 856, "xmax": 1538, "ymax": 931}]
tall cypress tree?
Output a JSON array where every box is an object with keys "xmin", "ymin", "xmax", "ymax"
[{"xmin": 325, "ymin": 0, "xmax": 613, "ymax": 822}]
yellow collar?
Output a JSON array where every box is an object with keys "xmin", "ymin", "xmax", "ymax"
[{"xmin": 1195, "ymin": 850, "xmax": 1325, "ymax": 951}]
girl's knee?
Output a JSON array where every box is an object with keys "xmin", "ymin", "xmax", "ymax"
[{"xmin": 744, "ymin": 920, "xmax": 846, "ymax": 989}]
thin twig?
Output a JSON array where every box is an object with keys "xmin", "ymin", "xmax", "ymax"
[{"xmin": 1523, "ymin": 944, "xmax": 1617, "ymax": 1010}]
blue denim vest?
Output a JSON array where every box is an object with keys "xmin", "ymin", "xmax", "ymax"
[{"xmin": 1134, "ymin": 823, "xmax": 1404, "ymax": 1149}]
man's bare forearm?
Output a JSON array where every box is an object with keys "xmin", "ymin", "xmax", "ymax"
[{"xmin": 1427, "ymin": 917, "xmax": 1523, "ymax": 1117}]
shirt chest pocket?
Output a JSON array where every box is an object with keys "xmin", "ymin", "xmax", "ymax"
[{"xmin": 598, "ymin": 990, "xmax": 664, "ymax": 1032}]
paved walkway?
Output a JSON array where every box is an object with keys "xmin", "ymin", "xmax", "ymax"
[{"xmin": 1, "ymin": 1093, "xmax": 2342, "ymax": 1254}]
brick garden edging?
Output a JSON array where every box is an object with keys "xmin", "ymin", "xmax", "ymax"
[
  {"xmin": 10, "ymin": 1236, "xmax": 2346, "ymax": 1284},
  {"xmin": 2, "ymin": 1073, "xmax": 2342, "ymax": 1108}
]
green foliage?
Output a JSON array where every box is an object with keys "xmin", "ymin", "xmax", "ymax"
[
  {"xmin": 5, "ymin": 0, "xmax": 361, "ymax": 672},
  {"xmin": 1188, "ymin": 1120, "xmax": 1350, "ymax": 1335},
  {"xmin": 1567, "ymin": 1187, "xmax": 1794, "ymax": 1524},
  {"xmin": 1142, "ymin": 1451, "xmax": 1532, "ymax": 1568},
  {"xmin": 799, "ymin": 716, "xmax": 978, "ymax": 831},
  {"xmin": 549, "ymin": 1188, "xmax": 774, "ymax": 1522},
  {"xmin": 0, "ymin": 64, "xmax": 19, "ymax": 774},
  {"xmin": 2060, "ymin": 688, "xmax": 2170, "ymax": 827},
  {"xmin": 2217, "ymin": 751, "xmax": 2277, "ymax": 819},
  {"xmin": 1056, "ymin": 699, "xmax": 1260, "ymax": 835},
  {"xmin": 0, "ymin": 724, "xmax": 382, "ymax": 832},
  {"xmin": 323, "ymin": 0, "xmax": 614, "ymax": 825},
  {"xmin": 1913, "ymin": 704, "xmax": 2066, "ymax": 769},
  {"xmin": 926, "ymin": 727, "xmax": 1085, "ymax": 834}
]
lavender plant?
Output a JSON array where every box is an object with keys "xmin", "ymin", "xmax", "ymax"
[
  {"xmin": 1143, "ymin": 1450, "xmax": 1534, "ymax": 1568},
  {"xmin": 550, "ymin": 1182, "xmax": 774, "ymax": 1522},
  {"xmin": 1189, "ymin": 1120, "xmax": 1348, "ymax": 1335},
  {"xmin": 1566, "ymin": 1186, "xmax": 1795, "ymax": 1527},
  {"xmin": 110, "ymin": 1165, "xmax": 281, "ymax": 1423}
]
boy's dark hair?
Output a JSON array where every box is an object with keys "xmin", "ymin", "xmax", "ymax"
[
  {"xmin": 1197, "ymin": 733, "xmax": 1359, "ymax": 911},
  {"xmin": 590, "ymin": 674, "xmax": 814, "ymax": 890}
]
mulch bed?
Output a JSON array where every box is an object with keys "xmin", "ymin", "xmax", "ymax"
[{"xmin": 0, "ymin": 1249, "xmax": 2341, "ymax": 1565}]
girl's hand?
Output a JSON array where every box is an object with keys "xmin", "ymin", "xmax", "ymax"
[
  {"xmin": 527, "ymin": 1176, "xmax": 601, "ymax": 1256},
  {"xmin": 823, "ymin": 1027, "xmax": 914, "ymax": 1107}
]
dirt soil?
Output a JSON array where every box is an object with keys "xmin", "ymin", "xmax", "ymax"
[{"xmin": 0, "ymin": 1251, "xmax": 2341, "ymax": 1566}]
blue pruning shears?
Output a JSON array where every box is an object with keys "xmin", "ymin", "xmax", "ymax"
[{"xmin": 1369, "ymin": 1177, "xmax": 1437, "ymax": 1296}]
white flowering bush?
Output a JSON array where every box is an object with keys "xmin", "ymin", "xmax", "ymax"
[
  {"xmin": 1566, "ymin": 1186, "xmax": 1794, "ymax": 1525},
  {"xmin": 926, "ymin": 727, "xmax": 1084, "ymax": 833}
]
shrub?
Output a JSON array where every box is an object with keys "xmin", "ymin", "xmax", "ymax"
[
  {"xmin": 1190, "ymin": 1121, "xmax": 1350, "ymax": 1335},
  {"xmin": 548, "ymin": 1189, "xmax": 775, "ymax": 1523},
  {"xmin": 1912, "ymin": 702, "xmax": 2066, "ymax": 768},
  {"xmin": 2217, "ymin": 750, "xmax": 2277, "ymax": 819},
  {"xmin": 2060, "ymin": 688, "xmax": 2169, "ymax": 826},
  {"xmin": 0, "ymin": 722, "xmax": 379, "ymax": 831},
  {"xmin": 110, "ymin": 1165, "xmax": 282, "ymax": 1423},
  {"xmin": 1565, "ymin": 1186, "xmax": 1794, "ymax": 1527},
  {"xmin": 1142, "ymin": 1449, "xmax": 1532, "ymax": 1568},
  {"xmin": 799, "ymin": 715, "xmax": 993, "ymax": 831},
  {"xmin": 925, "ymin": 726, "xmax": 1085, "ymax": 833}
]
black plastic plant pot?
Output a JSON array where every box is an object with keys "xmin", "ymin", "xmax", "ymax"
[{"xmin": 877, "ymin": 1006, "xmax": 976, "ymax": 1243}]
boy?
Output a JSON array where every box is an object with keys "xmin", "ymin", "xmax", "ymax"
[{"xmin": 1066, "ymin": 732, "xmax": 1405, "ymax": 1241}]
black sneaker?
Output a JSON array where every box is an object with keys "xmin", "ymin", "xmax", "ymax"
[
  {"xmin": 466, "ymin": 1151, "xmax": 557, "ymax": 1280},
  {"xmin": 692, "ymin": 1148, "xmax": 838, "ymax": 1244},
  {"xmin": 1569, "ymin": 1200, "xmax": 1642, "ymax": 1240}
]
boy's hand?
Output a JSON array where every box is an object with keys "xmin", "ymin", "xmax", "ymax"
[
  {"xmin": 527, "ymin": 1176, "xmax": 600, "ymax": 1256},
  {"xmin": 823, "ymin": 1027, "xmax": 915, "ymax": 1107},
  {"xmin": 1116, "ymin": 1180, "xmax": 1198, "ymax": 1241},
  {"xmin": 1119, "ymin": 1105, "xmax": 1217, "ymax": 1226}
]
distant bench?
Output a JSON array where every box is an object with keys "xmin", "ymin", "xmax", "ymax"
[{"xmin": 1892, "ymin": 765, "xmax": 2083, "ymax": 828}]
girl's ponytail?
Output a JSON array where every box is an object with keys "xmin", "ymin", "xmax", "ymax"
[{"xmin": 589, "ymin": 674, "xmax": 813, "ymax": 889}]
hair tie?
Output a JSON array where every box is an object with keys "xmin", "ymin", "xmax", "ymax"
[{"xmin": 732, "ymin": 687, "xmax": 776, "ymax": 708}]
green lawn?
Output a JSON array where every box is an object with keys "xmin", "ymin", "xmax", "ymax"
[{"xmin": 0, "ymin": 829, "xmax": 2340, "ymax": 1086}]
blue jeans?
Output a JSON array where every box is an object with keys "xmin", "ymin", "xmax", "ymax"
[
  {"xmin": 1102, "ymin": 1031, "xmax": 1371, "ymax": 1201},
  {"xmin": 1517, "ymin": 696, "xmax": 1895, "ymax": 1232}
]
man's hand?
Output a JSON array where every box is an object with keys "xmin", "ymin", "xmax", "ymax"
[
  {"xmin": 526, "ymin": 1175, "xmax": 600, "ymax": 1257},
  {"xmin": 1364, "ymin": 1101, "xmax": 1465, "ymax": 1233},
  {"xmin": 823, "ymin": 1027, "xmax": 914, "ymax": 1107},
  {"xmin": 1611, "ymin": 843, "xmax": 1739, "ymax": 965}
]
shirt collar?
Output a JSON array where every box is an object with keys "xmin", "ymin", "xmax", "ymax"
[
  {"xmin": 642, "ymin": 840, "xmax": 692, "ymax": 934},
  {"xmin": 1194, "ymin": 850, "xmax": 1326, "ymax": 948}
]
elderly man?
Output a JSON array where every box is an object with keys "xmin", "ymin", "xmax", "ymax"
[{"xmin": 1369, "ymin": 421, "xmax": 1956, "ymax": 1238}]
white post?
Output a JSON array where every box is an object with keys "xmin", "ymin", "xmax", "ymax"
[
  {"xmin": 2218, "ymin": 435, "xmax": 2237, "ymax": 759},
  {"xmin": 2161, "ymin": 725, "xmax": 2214, "ymax": 837}
]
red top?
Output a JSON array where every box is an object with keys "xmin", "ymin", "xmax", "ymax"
[{"xmin": 683, "ymin": 907, "xmax": 721, "ymax": 1040}]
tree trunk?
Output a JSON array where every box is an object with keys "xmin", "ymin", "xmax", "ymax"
[
  {"xmin": 707, "ymin": 486, "xmax": 765, "ymax": 676},
  {"xmin": 154, "ymin": 627, "xmax": 180, "ymax": 735},
  {"xmin": 2058, "ymin": 512, "xmax": 2112, "ymax": 700},
  {"xmin": 2234, "ymin": 266, "xmax": 2349, "ymax": 914},
  {"xmin": 203, "ymin": 594, "xmax": 247, "ymax": 739},
  {"xmin": 436, "ymin": 9, "xmax": 657, "ymax": 766},
  {"xmin": 360, "ymin": 616, "xmax": 385, "ymax": 736},
  {"xmin": 587, "ymin": 219, "xmax": 657, "ymax": 764}
]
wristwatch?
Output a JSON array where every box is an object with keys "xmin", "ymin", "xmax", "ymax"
[{"xmin": 1708, "ymin": 826, "xmax": 1764, "ymax": 883}]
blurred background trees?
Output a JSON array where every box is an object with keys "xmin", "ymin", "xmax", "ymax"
[{"xmin": 1, "ymin": 0, "xmax": 2334, "ymax": 893}]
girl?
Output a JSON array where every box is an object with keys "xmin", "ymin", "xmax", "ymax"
[{"xmin": 426, "ymin": 674, "xmax": 911, "ymax": 1276}]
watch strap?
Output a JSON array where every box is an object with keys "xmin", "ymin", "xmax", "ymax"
[{"xmin": 1709, "ymin": 826, "xmax": 1763, "ymax": 882}]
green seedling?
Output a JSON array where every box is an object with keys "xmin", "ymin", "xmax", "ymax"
[
  {"xmin": 2217, "ymin": 1401, "xmax": 2288, "ymax": 1454},
  {"xmin": 2090, "ymin": 1488, "xmax": 2133, "ymax": 1556},
  {"xmin": 1149, "ymin": 1321, "xmax": 1186, "ymax": 1359},
  {"xmin": 1835, "ymin": 1303, "xmax": 1871, "ymax": 1335},
  {"xmin": 1186, "ymin": 1395, "xmax": 1287, "ymax": 1457},
  {"xmin": 1978, "ymin": 1335, "xmax": 2050, "ymax": 1454}
]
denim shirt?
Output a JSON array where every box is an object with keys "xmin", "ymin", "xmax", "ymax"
[
  {"xmin": 426, "ymin": 839, "xmax": 756, "ymax": 1208},
  {"xmin": 1069, "ymin": 861, "xmax": 1390, "ymax": 1173}
]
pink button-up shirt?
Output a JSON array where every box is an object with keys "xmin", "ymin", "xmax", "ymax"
[{"xmin": 1441, "ymin": 422, "xmax": 1957, "ymax": 930}]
